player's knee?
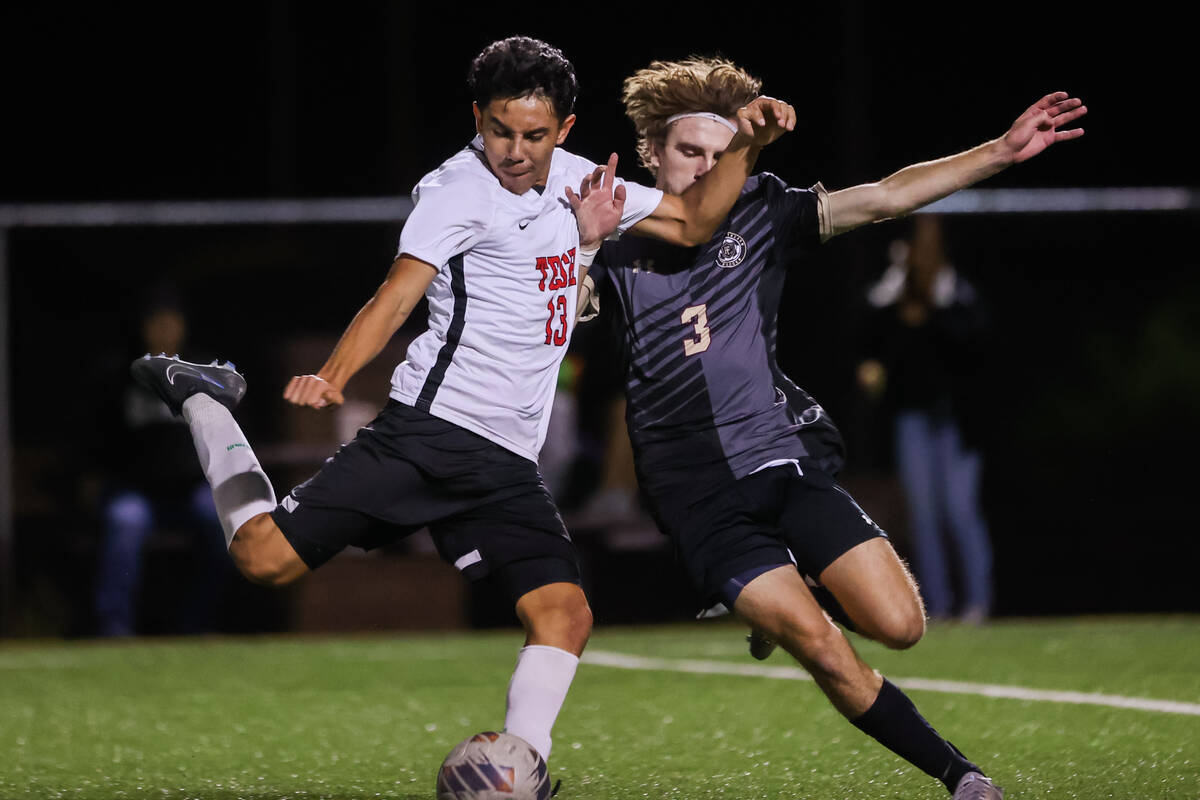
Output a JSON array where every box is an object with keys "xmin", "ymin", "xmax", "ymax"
[
  {"xmin": 569, "ymin": 601, "xmax": 594, "ymax": 648},
  {"xmin": 550, "ymin": 596, "xmax": 593, "ymax": 649},
  {"xmin": 853, "ymin": 590, "xmax": 925, "ymax": 649},
  {"xmin": 229, "ymin": 515, "xmax": 302, "ymax": 587},
  {"xmin": 521, "ymin": 588, "xmax": 592, "ymax": 654},
  {"xmin": 229, "ymin": 542, "xmax": 290, "ymax": 586},
  {"xmin": 233, "ymin": 552, "xmax": 293, "ymax": 587},
  {"xmin": 872, "ymin": 608, "xmax": 925, "ymax": 650}
]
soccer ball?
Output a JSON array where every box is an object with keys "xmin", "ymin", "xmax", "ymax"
[{"xmin": 436, "ymin": 731, "xmax": 552, "ymax": 800}]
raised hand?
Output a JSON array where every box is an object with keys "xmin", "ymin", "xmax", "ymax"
[
  {"xmin": 1002, "ymin": 92, "xmax": 1087, "ymax": 164},
  {"xmin": 735, "ymin": 96, "xmax": 797, "ymax": 147},
  {"xmin": 566, "ymin": 152, "xmax": 627, "ymax": 247},
  {"xmin": 283, "ymin": 374, "xmax": 345, "ymax": 409}
]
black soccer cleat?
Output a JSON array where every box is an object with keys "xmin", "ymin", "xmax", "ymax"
[
  {"xmin": 130, "ymin": 353, "xmax": 247, "ymax": 416},
  {"xmin": 747, "ymin": 629, "xmax": 777, "ymax": 661}
]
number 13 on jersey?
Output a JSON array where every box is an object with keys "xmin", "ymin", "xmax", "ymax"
[
  {"xmin": 537, "ymin": 250, "xmax": 577, "ymax": 348},
  {"xmin": 545, "ymin": 295, "xmax": 568, "ymax": 346}
]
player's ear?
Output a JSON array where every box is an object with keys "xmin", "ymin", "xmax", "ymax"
[
  {"xmin": 649, "ymin": 138, "xmax": 664, "ymax": 173},
  {"xmin": 555, "ymin": 113, "xmax": 576, "ymax": 144},
  {"xmin": 472, "ymin": 102, "xmax": 482, "ymax": 134}
]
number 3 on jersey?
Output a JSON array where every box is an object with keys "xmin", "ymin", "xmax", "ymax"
[{"xmin": 681, "ymin": 304, "xmax": 710, "ymax": 356}]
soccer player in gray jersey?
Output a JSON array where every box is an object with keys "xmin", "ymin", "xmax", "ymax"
[{"xmin": 579, "ymin": 57, "xmax": 1086, "ymax": 799}]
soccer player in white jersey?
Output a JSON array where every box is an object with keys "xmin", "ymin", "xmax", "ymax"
[
  {"xmin": 130, "ymin": 37, "xmax": 794, "ymax": 769},
  {"xmin": 576, "ymin": 57, "xmax": 1085, "ymax": 799}
]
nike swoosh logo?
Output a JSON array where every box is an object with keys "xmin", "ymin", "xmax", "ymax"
[
  {"xmin": 166, "ymin": 363, "xmax": 225, "ymax": 389},
  {"xmin": 519, "ymin": 220, "xmax": 531, "ymax": 230}
]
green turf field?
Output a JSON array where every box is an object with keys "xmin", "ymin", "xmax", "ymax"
[{"xmin": 2, "ymin": 617, "xmax": 1198, "ymax": 799}]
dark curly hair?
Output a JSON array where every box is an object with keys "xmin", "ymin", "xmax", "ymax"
[{"xmin": 468, "ymin": 36, "xmax": 578, "ymax": 121}]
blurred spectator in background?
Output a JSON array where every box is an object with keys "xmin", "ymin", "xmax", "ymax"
[
  {"xmin": 858, "ymin": 215, "xmax": 994, "ymax": 623},
  {"xmin": 91, "ymin": 288, "xmax": 231, "ymax": 636}
]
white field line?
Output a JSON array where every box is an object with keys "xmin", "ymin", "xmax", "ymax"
[{"xmin": 582, "ymin": 650, "xmax": 1200, "ymax": 717}]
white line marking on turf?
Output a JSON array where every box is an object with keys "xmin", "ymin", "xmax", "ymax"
[{"xmin": 582, "ymin": 650, "xmax": 1200, "ymax": 717}]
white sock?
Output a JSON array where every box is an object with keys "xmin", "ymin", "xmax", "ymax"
[
  {"xmin": 181, "ymin": 394, "xmax": 278, "ymax": 547},
  {"xmin": 503, "ymin": 645, "xmax": 579, "ymax": 762}
]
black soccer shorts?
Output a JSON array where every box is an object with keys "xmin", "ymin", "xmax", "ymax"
[
  {"xmin": 646, "ymin": 463, "xmax": 887, "ymax": 610},
  {"xmin": 270, "ymin": 400, "xmax": 580, "ymax": 601}
]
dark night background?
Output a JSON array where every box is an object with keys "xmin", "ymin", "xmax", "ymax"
[{"xmin": 2, "ymin": 5, "xmax": 1196, "ymax": 635}]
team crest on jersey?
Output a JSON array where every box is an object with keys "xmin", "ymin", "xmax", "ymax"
[{"xmin": 716, "ymin": 232, "xmax": 747, "ymax": 268}]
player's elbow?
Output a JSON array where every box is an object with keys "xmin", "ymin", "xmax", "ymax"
[
  {"xmin": 873, "ymin": 177, "xmax": 946, "ymax": 223},
  {"xmin": 676, "ymin": 220, "xmax": 718, "ymax": 248}
]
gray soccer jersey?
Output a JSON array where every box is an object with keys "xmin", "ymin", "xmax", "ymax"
[
  {"xmin": 391, "ymin": 136, "xmax": 662, "ymax": 462},
  {"xmin": 592, "ymin": 173, "xmax": 842, "ymax": 502}
]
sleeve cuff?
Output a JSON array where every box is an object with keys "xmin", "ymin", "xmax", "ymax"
[{"xmin": 812, "ymin": 181, "xmax": 833, "ymax": 243}]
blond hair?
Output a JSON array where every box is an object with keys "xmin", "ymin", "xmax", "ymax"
[{"xmin": 622, "ymin": 56, "xmax": 762, "ymax": 174}]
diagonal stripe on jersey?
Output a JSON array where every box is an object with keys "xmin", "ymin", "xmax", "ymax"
[
  {"xmin": 628, "ymin": 204, "xmax": 775, "ymax": 331},
  {"xmin": 618, "ymin": 200, "xmax": 770, "ymax": 330},
  {"xmin": 624, "ymin": 259, "xmax": 762, "ymax": 369},
  {"xmin": 628, "ymin": 254, "xmax": 772, "ymax": 386},
  {"xmin": 416, "ymin": 252, "xmax": 467, "ymax": 412},
  {"xmin": 629, "ymin": 282, "xmax": 767, "ymax": 415},
  {"xmin": 634, "ymin": 374, "xmax": 713, "ymax": 423}
]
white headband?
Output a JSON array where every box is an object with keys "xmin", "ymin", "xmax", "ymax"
[{"xmin": 665, "ymin": 111, "xmax": 739, "ymax": 134}]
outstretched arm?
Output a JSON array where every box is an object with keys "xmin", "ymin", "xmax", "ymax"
[
  {"xmin": 827, "ymin": 92, "xmax": 1087, "ymax": 237},
  {"xmin": 568, "ymin": 96, "xmax": 796, "ymax": 248},
  {"xmin": 283, "ymin": 256, "xmax": 436, "ymax": 408}
]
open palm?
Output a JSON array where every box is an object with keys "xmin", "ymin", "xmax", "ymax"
[
  {"xmin": 1003, "ymin": 91, "xmax": 1087, "ymax": 163},
  {"xmin": 567, "ymin": 152, "xmax": 626, "ymax": 247}
]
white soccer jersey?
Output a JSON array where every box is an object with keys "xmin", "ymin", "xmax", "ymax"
[{"xmin": 390, "ymin": 136, "xmax": 663, "ymax": 462}]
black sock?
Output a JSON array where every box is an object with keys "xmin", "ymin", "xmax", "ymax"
[{"xmin": 851, "ymin": 678, "xmax": 981, "ymax": 792}]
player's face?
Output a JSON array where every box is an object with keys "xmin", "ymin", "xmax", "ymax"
[
  {"xmin": 473, "ymin": 95, "xmax": 576, "ymax": 195},
  {"xmin": 650, "ymin": 116, "xmax": 737, "ymax": 195}
]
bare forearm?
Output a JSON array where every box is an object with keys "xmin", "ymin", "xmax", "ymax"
[
  {"xmin": 880, "ymin": 138, "xmax": 1013, "ymax": 216},
  {"xmin": 830, "ymin": 139, "xmax": 1013, "ymax": 236},
  {"xmin": 317, "ymin": 260, "xmax": 430, "ymax": 390},
  {"xmin": 675, "ymin": 136, "xmax": 762, "ymax": 242},
  {"xmin": 317, "ymin": 296, "xmax": 410, "ymax": 390}
]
